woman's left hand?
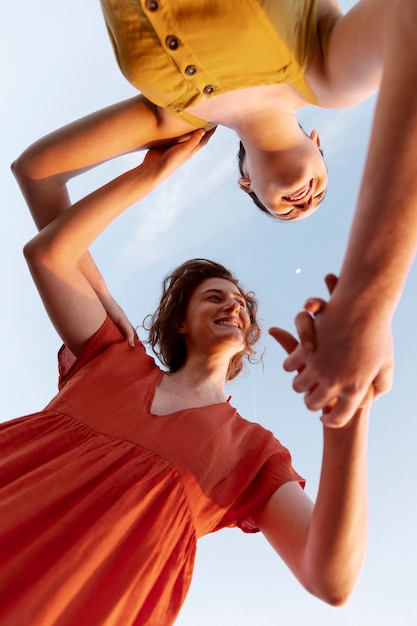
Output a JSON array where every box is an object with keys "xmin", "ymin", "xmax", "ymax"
[{"xmin": 140, "ymin": 127, "xmax": 216, "ymax": 182}]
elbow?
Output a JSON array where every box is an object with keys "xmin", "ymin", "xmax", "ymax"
[
  {"xmin": 318, "ymin": 588, "xmax": 352, "ymax": 608},
  {"xmin": 11, "ymin": 144, "xmax": 46, "ymax": 185},
  {"xmin": 11, "ymin": 151, "xmax": 30, "ymax": 184},
  {"xmin": 23, "ymin": 234, "xmax": 52, "ymax": 272},
  {"xmin": 23, "ymin": 236, "xmax": 41, "ymax": 269},
  {"xmin": 304, "ymin": 574, "xmax": 358, "ymax": 608}
]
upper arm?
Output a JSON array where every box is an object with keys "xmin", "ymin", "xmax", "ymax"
[
  {"xmin": 308, "ymin": 0, "xmax": 386, "ymax": 108},
  {"xmin": 24, "ymin": 241, "xmax": 108, "ymax": 356},
  {"xmin": 253, "ymin": 481, "xmax": 314, "ymax": 587},
  {"xmin": 13, "ymin": 95, "xmax": 197, "ymax": 184}
]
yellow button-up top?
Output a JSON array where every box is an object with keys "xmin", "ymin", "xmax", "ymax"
[{"xmin": 100, "ymin": 0, "xmax": 318, "ymax": 127}]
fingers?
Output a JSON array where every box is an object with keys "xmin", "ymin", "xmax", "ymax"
[
  {"xmin": 304, "ymin": 297, "xmax": 327, "ymax": 316},
  {"xmin": 172, "ymin": 128, "xmax": 214, "ymax": 160},
  {"xmin": 303, "ymin": 274, "xmax": 339, "ymax": 315},
  {"xmin": 304, "ymin": 380, "xmax": 375, "ymax": 427},
  {"xmin": 199, "ymin": 126, "xmax": 217, "ymax": 146},
  {"xmin": 186, "ymin": 127, "xmax": 216, "ymax": 155},
  {"xmin": 116, "ymin": 317, "xmax": 137, "ymax": 347},
  {"xmin": 126, "ymin": 324, "xmax": 138, "ymax": 348},
  {"xmin": 319, "ymin": 386, "xmax": 374, "ymax": 427},
  {"xmin": 268, "ymin": 327, "xmax": 298, "ymax": 355},
  {"xmin": 283, "ymin": 342, "xmax": 307, "ymax": 374},
  {"xmin": 324, "ymin": 273, "xmax": 338, "ymax": 295},
  {"xmin": 294, "ymin": 311, "xmax": 316, "ymax": 351},
  {"xmin": 358, "ymin": 384, "xmax": 374, "ymax": 408},
  {"xmin": 319, "ymin": 394, "xmax": 363, "ymax": 428},
  {"xmin": 372, "ymin": 363, "xmax": 394, "ymax": 399}
]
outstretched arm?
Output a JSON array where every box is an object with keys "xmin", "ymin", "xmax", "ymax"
[
  {"xmin": 290, "ymin": 0, "xmax": 417, "ymax": 426},
  {"xmin": 255, "ymin": 404, "xmax": 369, "ymax": 606},
  {"xmin": 11, "ymin": 96, "xmax": 199, "ymax": 343},
  {"xmin": 254, "ymin": 303, "xmax": 370, "ymax": 605},
  {"xmin": 21, "ymin": 130, "xmax": 210, "ymax": 355}
]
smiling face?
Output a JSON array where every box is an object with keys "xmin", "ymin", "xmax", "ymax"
[
  {"xmin": 238, "ymin": 130, "xmax": 328, "ymax": 221},
  {"xmin": 178, "ymin": 277, "xmax": 251, "ymax": 358}
]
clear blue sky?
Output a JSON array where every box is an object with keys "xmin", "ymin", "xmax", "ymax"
[{"xmin": 1, "ymin": 2, "xmax": 417, "ymax": 624}]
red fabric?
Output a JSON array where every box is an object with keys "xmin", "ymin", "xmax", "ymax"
[{"xmin": 0, "ymin": 317, "xmax": 304, "ymax": 625}]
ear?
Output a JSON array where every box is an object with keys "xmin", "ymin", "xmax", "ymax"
[
  {"xmin": 237, "ymin": 176, "xmax": 252, "ymax": 193},
  {"xmin": 309, "ymin": 129, "xmax": 321, "ymax": 148},
  {"xmin": 177, "ymin": 322, "xmax": 187, "ymax": 335}
]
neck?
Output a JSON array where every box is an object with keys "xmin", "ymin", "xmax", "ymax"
[
  {"xmin": 168, "ymin": 353, "xmax": 231, "ymax": 402},
  {"xmin": 236, "ymin": 107, "xmax": 302, "ymax": 150}
]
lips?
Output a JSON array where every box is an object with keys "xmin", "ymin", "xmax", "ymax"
[
  {"xmin": 283, "ymin": 179, "xmax": 313, "ymax": 202},
  {"xmin": 215, "ymin": 318, "xmax": 242, "ymax": 330}
]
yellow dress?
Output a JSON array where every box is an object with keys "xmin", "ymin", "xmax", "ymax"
[{"xmin": 100, "ymin": 0, "xmax": 318, "ymax": 127}]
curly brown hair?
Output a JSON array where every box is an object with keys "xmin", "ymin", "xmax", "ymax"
[{"xmin": 144, "ymin": 258, "xmax": 261, "ymax": 381}]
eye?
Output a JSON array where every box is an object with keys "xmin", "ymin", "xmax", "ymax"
[
  {"xmin": 314, "ymin": 189, "xmax": 327, "ymax": 202},
  {"xmin": 276, "ymin": 208, "xmax": 297, "ymax": 221}
]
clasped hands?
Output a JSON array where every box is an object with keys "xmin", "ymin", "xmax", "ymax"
[{"xmin": 270, "ymin": 274, "xmax": 393, "ymax": 428}]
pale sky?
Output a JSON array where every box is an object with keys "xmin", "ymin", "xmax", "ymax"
[{"xmin": 1, "ymin": 2, "xmax": 417, "ymax": 625}]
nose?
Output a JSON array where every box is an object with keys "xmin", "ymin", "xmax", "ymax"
[
  {"xmin": 293, "ymin": 194, "xmax": 314, "ymax": 210},
  {"xmin": 225, "ymin": 298, "xmax": 241, "ymax": 313}
]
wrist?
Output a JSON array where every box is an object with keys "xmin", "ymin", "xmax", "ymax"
[{"xmin": 329, "ymin": 277, "xmax": 394, "ymax": 328}]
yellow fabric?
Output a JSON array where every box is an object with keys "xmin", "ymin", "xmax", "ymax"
[{"xmin": 100, "ymin": 0, "xmax": 318, "ymax": 129}]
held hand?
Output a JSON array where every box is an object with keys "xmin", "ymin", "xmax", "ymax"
[
  {"xmin": 282, "ymin": 277, "xmax": 393, "ymax": 428},
  {"xmin": 281, "ymin": 273, "xmax": 338, "ymax": 354},
  {"xmin": 270, "ymin": 275, "xmax": 377, "ymax": 425},
  {"xmin": 140, "ymin": 128, "xmax": 215, "ymax": 182}
]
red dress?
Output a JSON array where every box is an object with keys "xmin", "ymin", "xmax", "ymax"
[{"xmin": 0, "ymin": 317, "xmax": 304, "ymax": 625}]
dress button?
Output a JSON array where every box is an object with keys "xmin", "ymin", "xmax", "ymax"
[
  {"xmin": 145, "ymin": 0, "xmax": 158, "ymax": 10},
  {"xmin": 203, "ymin": 85, "xmax": 215, "ymax": 96},
  {"xmin": 166, "ymin": 36, "xmax": 180, "ymax": 50},
  {"xmin": 185, "ymin": 65, "xmax": 197, "ymax": 76}
]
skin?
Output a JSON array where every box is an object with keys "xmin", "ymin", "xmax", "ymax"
[
  {"xmin": 238, "ymin": 129, "xmax": 328, "ymax": 221},
  {"xmin": 14, "ymin": 0, "xmax": 417, "ymax": 428},
  {"xmin": 14, "ymin": 128, "xmax": 370, "ymax": 608}
]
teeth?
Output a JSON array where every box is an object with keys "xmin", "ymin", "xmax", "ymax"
[
  {"xmin": 285, "ymin": 181, "xmax": 312, "ymax": 202},
  {"xmin": 217, "ymin": 320, "xmax": 240, "ymax": 328},
  {"xmin": 287, "ymin": 187, "xmax": 309, "ymax": 201}
]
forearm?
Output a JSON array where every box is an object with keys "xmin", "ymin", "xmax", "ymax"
[
  {"xmin": 26, "ymin": 162, "xmax": 164, "ymax": 269},
  {"xmin": 303, "ymin": 407, "xmax": 370, "ymax": 604},
  {"xmin": 335, "ymin": 0, "xmax": 417, "ymax": 319}
]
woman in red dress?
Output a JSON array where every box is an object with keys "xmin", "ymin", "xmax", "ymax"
[{"xmin": 1, "ymin": 127, "xmax": 371, "ymax": 625}]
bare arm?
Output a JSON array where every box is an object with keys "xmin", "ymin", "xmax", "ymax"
[
  {"xmin": 254, "ymin": 321, "xmax": 369, "ymax": 605},
  {"xmin": 11, "ymin": 96, "xmax": 198, "ymax": 343},
  {"xmin": 254, "ymin": 408, "xmax": 369, "ymax": 606},
  {"xmin": 22, "ymin": 130, "xmax": 210, "ymax": 355},
  {"xmin": 288, "ymin": 0, "xmax": 417, "ymax": 426}
]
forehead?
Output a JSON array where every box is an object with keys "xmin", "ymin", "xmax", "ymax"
[{"xmin": 193, "ymin": 277, "xmax": 241, "ymax": 296}]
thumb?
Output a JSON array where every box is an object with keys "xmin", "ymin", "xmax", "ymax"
[{"xmin": 269, "ymin": 327, "xmax": 298, "ymax": 355}]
